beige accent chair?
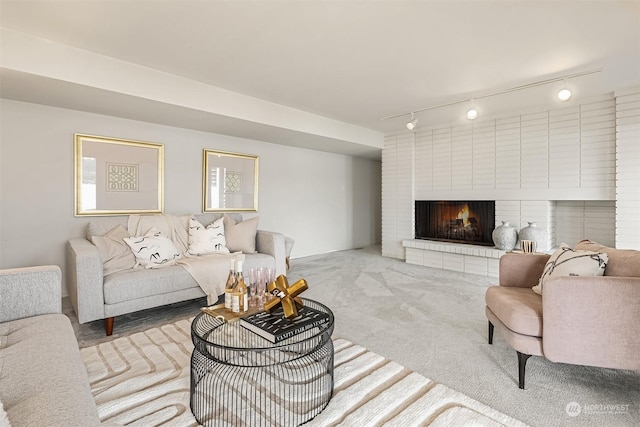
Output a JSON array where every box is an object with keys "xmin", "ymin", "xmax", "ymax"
[{"xmin": 485, "ymin": 240, "xmax": 640, "ymax": 389}]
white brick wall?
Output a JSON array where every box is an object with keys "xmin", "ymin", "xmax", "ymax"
[
  {"xmin": 382, "ymin": 94, "xmax": 633, "ymax": 259},
  {"xmin": 615, "ymin": 90, "xmax": 640, "ymax": 249}
]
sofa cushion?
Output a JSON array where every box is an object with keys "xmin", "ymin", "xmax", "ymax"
[
  {"xmin": 224, "ymin": 214, "xmax": 258, "ymax": 253},
  {"xmin": 103, "ymin": 265, "xmax": 198, "ymax": 304},
  {"xmin": 574, "ymin": 239, "xmax": 640, "ymax": 277},
  {"xmin": 91, "ymin": 224, "xmax": 136, "ymax": 276},
  {"xmin": 124, "ymin": 227, "xmax": 182, "ymax": 268},
  {"xmin": 0, "ymin": 314, "xmax": 100, "ymax": 426},
  {"xmin": 242, "ymin": 253, "xmax": 277, "ymax": 273},
  {"xmin": 188, "ymin": 216, "xmax": 229, "ymax": 255},
  {"xmin": 532, "ymin": 243, "xmax": 608, "ymax": 295},
  {"xmin": 485, "ymin": 286, "xmax": 542, "ymax": 337}
]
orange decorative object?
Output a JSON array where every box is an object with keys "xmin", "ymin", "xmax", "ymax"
[{"xmin": 264, "ymin": 275, "xmax": 308, "ymax": 319}]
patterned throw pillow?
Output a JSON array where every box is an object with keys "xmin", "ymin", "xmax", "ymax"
[
  {"xmin": 124, "ymin": 227, "xmax": 181, "ymax": 269},
  {"xmin": 532, "ymin": 243, "xmax": 608, "ymax": 295},
  {"xmin": 187, "ymin": 216, "xmax": 229, "ymax": 255}
]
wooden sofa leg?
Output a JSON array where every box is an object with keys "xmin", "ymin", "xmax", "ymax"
[
  {"xmin": 105, "ymin": 317, "xmax": 114, "ymax": 336},
  {"xmin": 517, "ymin": 351, "xmax": 532, "ymax": 389},
  {"xmin": 488, "ymin": 321, "xmax": 494, "ymax": 344},
  {"xmin": 286, "ymin": 256, "xmax": 290, "ymax": 271}
]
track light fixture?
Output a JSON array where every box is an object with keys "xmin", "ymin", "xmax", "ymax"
[
  {"xmin": 381, "ymin": 68, "xmax": 601, "ymax": 128},
  {"xmin": 558, "ymin": 88, "xmax": 572, "ymax": 101},
  {"xmin": 466, "ymin": 100, "xmax": 479, "ymax": 120},
  {"xmin": 406, "ymin": 113, "xmax": 418, "ymax": 130},
  {"xmin": 557, "ymin": 78, "xmax": 572, "ymax": 101}
]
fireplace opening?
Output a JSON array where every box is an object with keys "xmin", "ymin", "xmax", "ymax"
[{"xmin": 415, "ymin": 201, "xmax": 495, "ymax": 246}]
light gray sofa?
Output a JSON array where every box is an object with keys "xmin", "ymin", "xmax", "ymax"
[
  {"xmin": 0, "ymin": 265, "xmax": 102, "ymax": 427},
  {"xmin": 67, "ymin": 213, "xmax": 291, "ymax": 336}
]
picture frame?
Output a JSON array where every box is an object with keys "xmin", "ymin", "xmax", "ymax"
[
  {"xmin": 74, "ymin": 133, "xmax": 164, "ymax": 216},
  {"xmin": 203, "ymin": 149, "xmax": 259, "ymax": 212}
]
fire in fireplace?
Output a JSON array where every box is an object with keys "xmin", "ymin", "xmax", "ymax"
[{"xmin": 415, "ymin": 201, "xmax": 495, "ymax": 246}]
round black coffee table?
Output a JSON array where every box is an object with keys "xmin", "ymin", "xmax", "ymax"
[{"xmin": 190, "ymin": 298, "xmax": 334, "ymax": 426}]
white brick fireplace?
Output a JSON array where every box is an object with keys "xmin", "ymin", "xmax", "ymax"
[{"xmin": 382, "ymin": 89, "xmax": 640, "ymax": 276}]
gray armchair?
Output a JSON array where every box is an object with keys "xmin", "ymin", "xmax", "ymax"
[{"xmin": 485, "ymin": 240, "xmax": 640, "ymax": 389}]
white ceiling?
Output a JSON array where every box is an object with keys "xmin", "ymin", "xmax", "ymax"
[{"xmin": 1, "ymin": 1, "xmax": 639, "ymax": 158}]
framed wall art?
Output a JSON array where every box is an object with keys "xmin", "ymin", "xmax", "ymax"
[
  {"xmin": 74, "ymin": 133, "xmax": 164, "ymax": 216},
  {"xmin": 203, "ymin": 149, "xmax": 258, "ymax": 212}
]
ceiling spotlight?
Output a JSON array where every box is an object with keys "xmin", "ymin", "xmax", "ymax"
[
  {"xmin": 406, "ymin": 113, "xmax": 418, "ymax": 130},
  {"xmin": 466, "ymin": 108, "xmax": 479, "ymax": 120},
  {"xmin": 558, "ymin": 88, "xmax": 572, "ymax": 102}
]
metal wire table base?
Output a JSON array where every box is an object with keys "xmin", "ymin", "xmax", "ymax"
[{"xmin": 190, "ymin": 299, "xmax": 335, "ymax": 426}]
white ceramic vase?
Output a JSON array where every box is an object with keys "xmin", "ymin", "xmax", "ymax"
[
  {"xmin": 519, "ymin": 221, "xmax": 548, "ymax": 252},
  {"xmin": 492, "ymin": 221, "xmax": 518, "ymax": 251}
]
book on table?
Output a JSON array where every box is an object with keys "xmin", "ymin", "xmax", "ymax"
[{"xmin": 239, "ymin": 305, "xmax": 331, "ymax": 343}]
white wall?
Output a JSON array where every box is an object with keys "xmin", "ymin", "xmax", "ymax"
[{"xmin": 0, "ymin": 99, "xmax": 381, "ymax": 294}]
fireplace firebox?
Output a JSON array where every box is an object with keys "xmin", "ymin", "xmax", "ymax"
[{"xmin": 415, "ymin": 201, "xmax": 495, "ymax": 246}]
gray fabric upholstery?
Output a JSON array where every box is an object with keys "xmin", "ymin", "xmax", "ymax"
[
  {"xmin": 104, "ymin": 287, "xmax": 206, "ymax": 319},
  {"xmin": 67, "ymin": 214, "xmax": 291, "ymax": 329},
  {"xmin": 0, "ymin": 315, "xmax": 100, "ymax": 427},
  {"xmin": 67, "ymin": 239, "xmax": 106, "ymax": 324},
  {"xmin": 0, "ymin": 266, "xmax": 101, "ymax": 426},
  {"xmin": 285, "ymin": 236, "xmax": 295, "ymax": 257},
  {"xmin": 256, "ymin": 230, "xmax": 286, "ymax": 274},
  {"xmin": 0, "ymin": 266, "xmax": 61, "ymax": 323},
  {"xmin": 103, "ymin": 265, "xmax": 199, "ymax": 304},
  {"xmin": 86, "ymin": 216, "xmax": 128, "ymax": 240}
]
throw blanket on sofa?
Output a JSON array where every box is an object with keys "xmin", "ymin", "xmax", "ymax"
[{"xmin": 128, "ymin": 214, "xmax": 240, "ymax": 304}]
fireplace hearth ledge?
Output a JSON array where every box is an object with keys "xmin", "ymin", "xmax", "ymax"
[{"xmin": 402, "ymin": 239, "xmax": 508, "ymax": 278}]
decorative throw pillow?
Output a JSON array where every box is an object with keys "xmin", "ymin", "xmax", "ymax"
[
  {"xmin": 124, "ymin": 227, "xmax": 181, "ymax": 269},
  {"xmin": 91, "ymin": 225, "xmax": 137, "ymax": 276},
  {"xmin": 532, "ymin": 243, "xmax": 608, "ymax": 295},
  {"xmin": 223, "ymin": 214, "xmax": 258, "ymax": 253},
  {"xmin": 187, "ymin": 216, "xmax": 229, "ymax": 255}
]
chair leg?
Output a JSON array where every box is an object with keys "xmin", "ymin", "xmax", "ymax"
[
  {"xmin": 105, "ymin": 317, "xmax": 114, "ymax": 336},
  {"xmin": 517, "ymin": 351, "xmax": 532, "ymax": 389},
  {"xmin": 488, "ymin": 321, "xmax": 494, "ymax": 344}
]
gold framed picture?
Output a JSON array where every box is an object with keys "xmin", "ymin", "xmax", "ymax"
[
  {"xmin": 74, "ymin": 133, "xmax": 164, "ymax": 216},
  {"xmin": 203, "ymin": 149, "xmax": 258, "ymax": 212}
]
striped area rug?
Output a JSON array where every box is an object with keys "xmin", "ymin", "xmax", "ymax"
[{"xmin": 81, "ymin": 318, "xmax": 527, "ymax": 426}]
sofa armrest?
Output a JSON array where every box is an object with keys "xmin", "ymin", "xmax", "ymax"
[
  {"xmin": 0, "ymin": 265, "xmax": 61, "ymax": 322},
  {"xmin": 499, "ymin": 253, "xmax": 550, "ymax": 288},
  {"xmin": 256, "ymin": 230, "xmax": 286, "ymax": 277},
  {"xmin": 66, "ymin": 238, "xmax": 105, "ymax": 324},
  {"xmin": 543, "ymin": 276, "xmax": 640, "ymax": 370}
]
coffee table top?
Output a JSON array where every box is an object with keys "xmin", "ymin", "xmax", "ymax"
[{"xmin": 191, "ymin": 298, "xmax": 334, "ymax": 366}]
